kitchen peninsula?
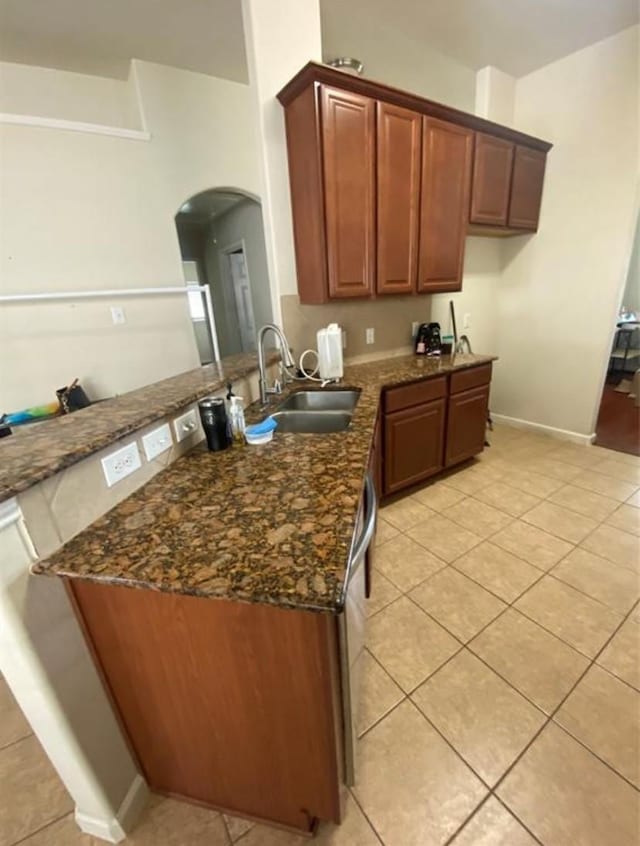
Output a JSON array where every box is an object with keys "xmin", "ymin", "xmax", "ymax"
[{"xmin": 29, "ymin": 351, "xmax": 495, "ymax": 835}]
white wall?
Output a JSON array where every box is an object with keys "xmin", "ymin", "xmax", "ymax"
[
  {"xmin": 320, "ymin": 6, "xmax": 475, "ymax": 111},
  {"xmin": 430, "ymin": 238, "xmax": 503, "ymax": 356},
  {"xmin": 241, "ymin": 0, "xmax": 323, "ymax": 309},
  {"xmin": 492, "ymin": 26, "xmax": 639, "ymax": 436},
  {"xmin": 621, "ymin": 213, "xmax": 640, "ymax": 314},
  {"xmin": 0, "ymin": 62, "xmax": 142, "ymax": 128},
  {"xmin": 0, "ymin": 59, "xmax": 261, "ymax": 410}
]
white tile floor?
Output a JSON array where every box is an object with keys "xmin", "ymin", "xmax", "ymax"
[{"xmin": 2, "ymin": 423, "xmax": 639, "ymax": 845}]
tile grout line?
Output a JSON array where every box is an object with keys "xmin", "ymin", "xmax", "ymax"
[
  {"xmin": 0, "ymin": 731, "xmax": 34, "ymax": 754},
  {"xmin": 10, "ymin": 810, "xmax": 74, "ymax": 846},
  {"xmin": 487, "ymin": 600, "xmax": 640, "ymax": 800},
  {"xmin": 367, "ymin": 508, "xmax": 639, "ymax": 817}
]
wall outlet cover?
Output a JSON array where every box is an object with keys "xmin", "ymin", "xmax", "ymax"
[
  {"xmin": 173, "ymin": 408, "xmax": 199, "ymax": 443},
  {"xmin": 366, "ymin": 328, "xmax": 375, "ymax": 345},
  {"xmin": 101, "ymin": 442, "xmax": 142, "ymax": 487},
  {"xmin": 142, "ymin": 423, "xmax": 173, "ymax": 461},
  {"xmin": 110, "ymin": 306, "xmax": 126, "ymax": 325}
]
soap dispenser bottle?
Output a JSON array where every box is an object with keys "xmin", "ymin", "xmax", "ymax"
[{"xmin": 229, "ymin": 396, "xmax": 246, "ymax": 445}]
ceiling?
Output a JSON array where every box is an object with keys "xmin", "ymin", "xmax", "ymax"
[
  {"xmin": 0, "ymin": 0, "xmax": 247, "ymax": 81},
  {"xmin": 0, "ymin": 0, "xmax": 636, "ymax": 82},
  {"xmin": 321, "ymin": 0, "xmax": 638, "ymax": 77}
]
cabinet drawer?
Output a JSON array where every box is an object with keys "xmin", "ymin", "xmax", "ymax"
[
  {"xmin": 450, "ymin": 364, "xmax": 492, "ymax": 395},
  {"xmin": 384, "ymin": 376, "xmax": 447, "ymax": 413}
]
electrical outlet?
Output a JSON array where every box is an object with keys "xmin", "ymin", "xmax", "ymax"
[
  {"xmin": 342, "ymin": 329, "xmax": 347, "ymax": 349},
  {"xmin": 412, "ymin": 321, "xmax": 420, "ymax": 338},
  {"xmin": 173, "ymin": 408, "xmax": 199, "ymax": 443},
  {"xmin": 463, "ymin": 312, "xmax": 471, "ymax": 329},
  {"xmin": 366, "ymin": 327, "xmax": 375, "ymax": 345},
  {"xmin": 110, "ymin": 306, "xmax": 126, "ymax": 325},
  {"xmin": 101, "ymin": 442, "xmax": 141, "ymax": 487},
  {"xmin": 142, "ymin": 423, "xmax": 172, "ymax": 461}
]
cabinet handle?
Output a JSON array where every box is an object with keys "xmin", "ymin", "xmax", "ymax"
[{"xmin": 348, "ymin": 472, "xmax": 377, "ymax": 580}]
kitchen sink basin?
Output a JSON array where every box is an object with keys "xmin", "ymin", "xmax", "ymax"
[
  {"xmin": 270, "ymin": 410, "xmax": 352, "ymax": 433},
  {"xmin": 277, "ymin": 389, "xmax": 360, "ymax": 412}
]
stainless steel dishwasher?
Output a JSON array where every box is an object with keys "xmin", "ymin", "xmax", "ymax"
[{"xmin": 338, "ymin": 471, "xmax": 377, "ymax": 786}]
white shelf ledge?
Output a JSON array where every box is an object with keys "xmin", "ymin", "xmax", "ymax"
[{"xmin": 0, "ymin": 112, "xmax": 151, "ymax": 141}]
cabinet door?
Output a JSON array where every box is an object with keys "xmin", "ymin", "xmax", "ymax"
[
  {"xmin": 469, "ymin": 133, "xmax": 514, "ymax": 226},
  {"xmin": 376, "ymin": 103, "xmax": 421, "ymax": 295},
  {"xmin": 384, "ymin": 398, "xmax": 445, "ymax": 495},
  {"xmin": 321, "ymin": 86, "xmax": 375, "ymax": 298},
  {"xmin": 445, "ymin": 385, "xmax": 490, "ymax": 467},
  {"xmin": 508, "ymin": 146, "xmax": 547, "ymax": 230},
  {"xmin": 418, "ymin": 118, "xmax": 473, "ymax": 293}
]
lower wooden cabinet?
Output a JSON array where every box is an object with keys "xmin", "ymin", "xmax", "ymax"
[
  {"xmin": 445, "ymin": 384, "xmax": 490, "ymax": 467},
  {"xmin": 381, "ymin": 365, "xmax": 493, "ymax": 497},
  {"xmin": 384, "ymin": 398, "xmax": 445, "ymax": 495}
]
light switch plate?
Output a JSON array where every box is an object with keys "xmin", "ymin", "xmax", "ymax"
[
  {"xmin": 173, "ymin": 408, "xmax": 199, "ymax": 442},
  {"xmin": 142, "ymin": 423, "xmax": 172, "ymax": 461},
  {"xmin": 366, "ymin": 328, "xmax": 375, "ymax": 344},
  {"xmin": 101, "ymin": 442, "xmax": 141, "ymax": 487}
]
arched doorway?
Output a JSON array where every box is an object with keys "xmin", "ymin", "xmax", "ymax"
[{"xmin": 175, "ymin": 188, "xmax": 273, "ymax": 364}]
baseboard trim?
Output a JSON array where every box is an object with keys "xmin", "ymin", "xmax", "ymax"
[
  {"xmin": 75, "ymin": 775, "xmax": 149, "ymax": 843},
  {"xmin": 491, "ymin": 413, "xmax": 594, "ymax": 446}
]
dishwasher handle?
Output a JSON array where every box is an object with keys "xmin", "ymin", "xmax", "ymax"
[{"xmin": 349, "ymin": 472, "xmax": 377, "ymax": 576}]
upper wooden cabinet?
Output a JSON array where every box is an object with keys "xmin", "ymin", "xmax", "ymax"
[
  {"xmin": 470, "ymin": 133, "xmax": 515, "ymax": 226},
  {"xmin": 469, "ymin": 136, "xmax": 548, "ymax": 234},
  {"xmin": 278, "ymin": 63, "xmax": 551, "ymax": 303},
  {"xmin": 321, "ymin": 86, "xmax": 376, "ymax": 299},
  {"xmin": 418, "ymin": 118, "xmax": 473, "ymax": 294},
  {"xmin": 376, "ymin": 102, "xmax": 421, "ymax": 295},
  {"xmin": 508, "ymin": 145, "xmax": 547, "ymax": 230}
]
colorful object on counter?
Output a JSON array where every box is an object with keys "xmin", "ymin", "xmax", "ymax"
[
  {"xmin": 245, "ymin": 416, "xmax": 277, "ymax": 445},
  {"xmin": 2, "ymin": 401, "xmax": 61, "ymax": 426}
]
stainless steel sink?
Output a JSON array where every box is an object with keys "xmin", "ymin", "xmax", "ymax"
[
  {"xmin": 270, "ymin": 410, "xmax": 352, "ymax": 433},
  {"xmin": 277, "ymin": 389, "xmax": 360, "ymax": 412}
]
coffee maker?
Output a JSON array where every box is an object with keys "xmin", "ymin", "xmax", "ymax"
[{"xmin": 414, "ymin": 323, "xmax": 442, "ymax": 356}]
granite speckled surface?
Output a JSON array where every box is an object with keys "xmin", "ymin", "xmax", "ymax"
[
  {"xmin": 0, "ymin": 351, "xmax": 280, "ymax": 503},
  {"xmin": 33, "ymin": 353, "xmax": 495, "ymax": 613}
]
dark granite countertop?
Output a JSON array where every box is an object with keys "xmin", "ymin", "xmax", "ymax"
[
  {"xmin": 33, "ymin": 353, "xmax": 496, "ymax": 613},
  {"xmin": 0, "ymin": 351, "xmax": 280, "ymax": 503}
]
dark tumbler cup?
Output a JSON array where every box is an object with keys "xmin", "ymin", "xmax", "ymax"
[{"xmin": 198, "ymin": 397, "xmax": 231, "ymax": 452}]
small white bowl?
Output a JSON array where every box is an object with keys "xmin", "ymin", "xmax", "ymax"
[{"xmin": 245, "ymin": 429, "xmax": 274, "ymax": 445}]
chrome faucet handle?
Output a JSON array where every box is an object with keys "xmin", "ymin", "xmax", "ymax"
[{"xmin": 272, "ymin": 379, "xmax": 282, "ymax": 395}]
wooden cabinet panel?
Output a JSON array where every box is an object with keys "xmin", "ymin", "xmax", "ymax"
[
  {"xmin": 445, "ymin": 385, "xmax": 490, "ymax": 467},
  {"xmin": 418, "ymin": 118, "xmax": 473, "ymax": 293},
  {"xmin": 384, "ymin": 376, "xmax": 447, "ymax": 413},
  {"xmin": 376, "ymin": 103, "xmax": 421, "ymax": 295},
  {"xmin": 470, "ymin": 133, "xmax": 514, "ymax": 226},
  {"xmin": 508, "ymin": 146, "xmax": 547, "ymax": 230},
  {"xmin": 384, "ymin": 398, "xmax": 445, "ymax": 495},
  {"xmin": 70, "ymin": 581, "xmax": 342, "ymax": 832},
  {"xmin": 283, "ymin": 84, "xmax": 328, "ymax": 304},
  {"xmin": 321, "ymin": 86, "xmax": 375, "ymax": 298},
  {"xmin": 450, "ymin": 363, "xmax": 492, "ymax": 395}
]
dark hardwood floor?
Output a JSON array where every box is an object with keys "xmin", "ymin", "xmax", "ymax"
[{"xmin": 594, "ymin": 375, "xmax": 640, "ymax": 456}]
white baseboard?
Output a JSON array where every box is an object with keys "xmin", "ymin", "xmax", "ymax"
[
  {"xmin": 491, "ymin": 413, "xmax": 595, "ymax": 446},
  {"xmin": 75, "ymin": 775, "xmax": 149, "ymax": 843}
]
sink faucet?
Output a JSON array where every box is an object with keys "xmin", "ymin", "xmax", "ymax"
[{"xmin": 257, "ymin": 323, "xmax": 296, "ymax": 406}]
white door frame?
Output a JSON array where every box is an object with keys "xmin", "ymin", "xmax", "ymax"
[
  {"xmin": 218, "ymin": 238, "xmax": 257, "ymax": 352},
  {"xmin": 588, "ymin": 188, "xmax": 640, "ymax": 439}
]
